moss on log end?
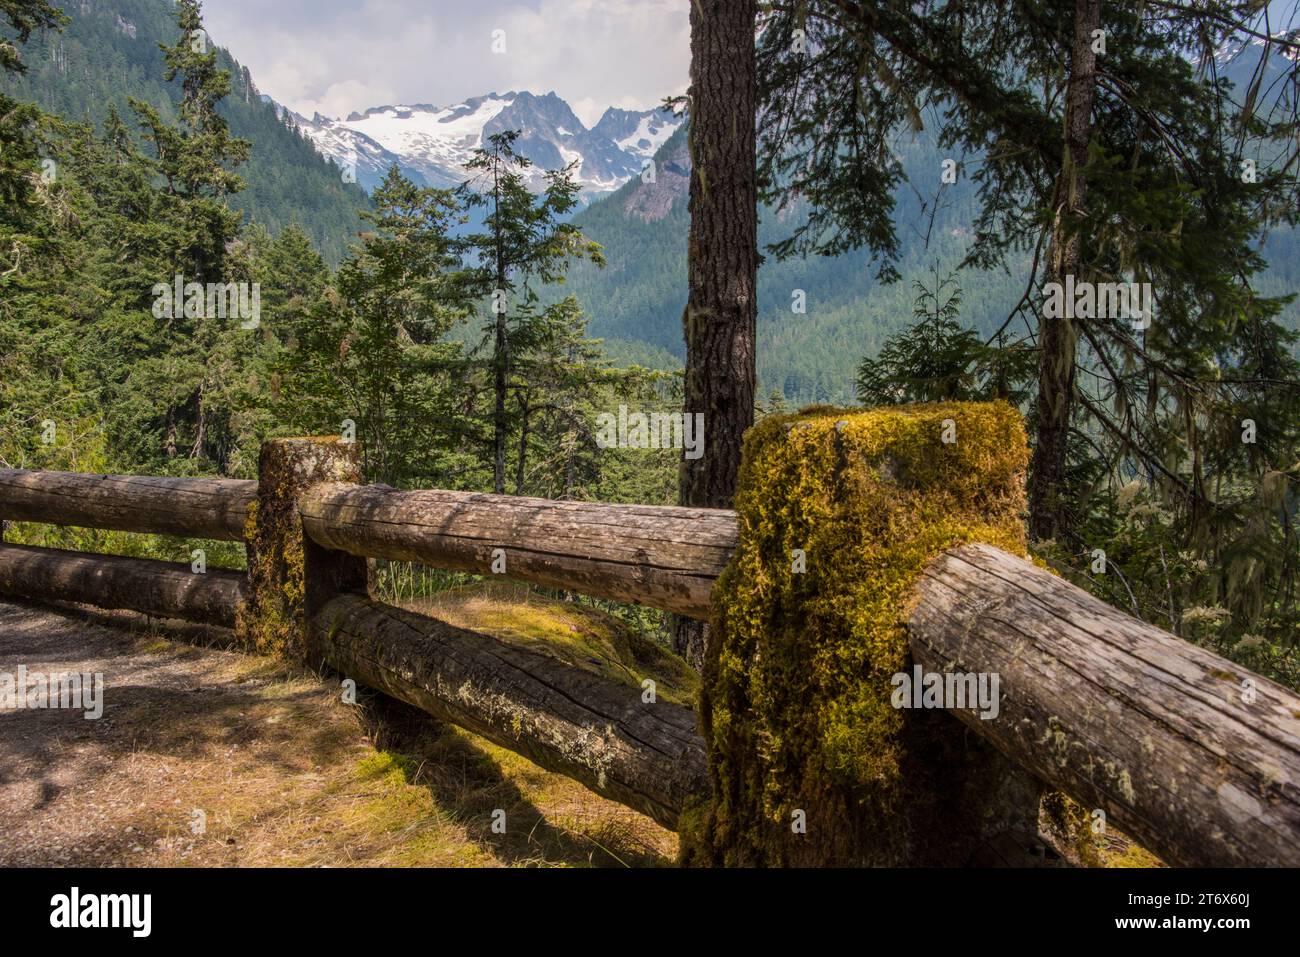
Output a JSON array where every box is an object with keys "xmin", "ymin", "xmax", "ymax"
[{"xmin": 684, "ymin": 402, "xmax": 1033, "ymax": 866}]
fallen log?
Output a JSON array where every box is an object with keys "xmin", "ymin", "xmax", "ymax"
[
  {"xmin": 0, "ymin": 469, "xmax": 255, "ymax": 541},
  {"xmin": 0, "ymin": 543, "xmax": 246, "ymax": 627},
  {"xmin": 299, "ymin": 484, "xmax": 738, "ymax": 619},
  {"xmin": 312, "ymin": 593, "xmax": 709, "ymax": 830},
  {"xmin": 909, "ymin": 542, "xmax": 1300, "ymax": 867}
]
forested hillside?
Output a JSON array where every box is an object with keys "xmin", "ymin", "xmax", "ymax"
[
  {"xmin": 24, "ymin": 2, "xmax": 1295, "ymax": 409},
  {"xmin": 0, "ymin": 0, "xmax": 367, "ymax": 263},
  {"xmin": 565, "ymin": 122, "xmax": 1011, "ymax": 402},
  {"xmin": 565, "ymin": 44, "xmax": 1300, "ymax": 404}
]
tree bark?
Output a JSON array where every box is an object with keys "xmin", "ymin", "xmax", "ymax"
[
  {"xmin": 677, "ymin": 0, "xmax": 758, "ymax": 665},
  {"xmin": 0, "ymin": 469, "xmax": 255, "ymax": 541},
  {"xmin": 1028, "ymin": 0, "xmax": 1100, "ymax": 541},
  {"xmin": 910, "ymin": 543, "xmax": 1300, "ymax": 867},
  {"xmin": 313, "ymin": 593, "xmax": 708, "ymax": 830},
  {"xmin": 190, "ymin": 379, "xmax": 207, "ymax": 461},
  {"xmin": 514, "ymin": 394, "xmax": 530, "ymax": 494},
  {"xmin": 299, "ymin": 483, "xmax": 737, "ymax": 619},
  {"xmin": 493, "ymin": 303, "xmax": 509, "ymax": 495},
  {"xmin": 0, "ymin": 542, "xmax": 246, "ymax": 627},
  {"xmin": 492, "ymin": 161, "xmax": 509, "ymax": 496}
]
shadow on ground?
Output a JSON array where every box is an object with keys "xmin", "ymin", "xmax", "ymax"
[{"xmin": 0, "ymin": 599, "xmax": 674, "ymax": 867}]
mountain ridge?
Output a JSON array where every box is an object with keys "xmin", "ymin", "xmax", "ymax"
[{"xmin": 290, "ymin": 90, "xmax": 682, "ymax": 199}]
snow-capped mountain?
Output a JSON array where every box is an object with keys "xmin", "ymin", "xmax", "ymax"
[{"xmin": 289, "ymin": 91, "xmax": 682, "ymax": 201}]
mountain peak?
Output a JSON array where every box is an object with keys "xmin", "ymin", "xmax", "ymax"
[{"xmin": 292, "ymin": 90, "xmax": 684, "ymax": 199}]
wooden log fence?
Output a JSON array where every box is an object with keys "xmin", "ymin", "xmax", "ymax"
[
  {"xmin": 299, "ymin": 483, "xmax": 737, "ymax": 619},
  {"xmin": 0, "ymin": 542, "xmax": 246, "ymax": 628},
  {"xmin": 314, "ymin": 594, "xmax": 706, "ymax": 829},
  {"xmin": 1, "ymin": 429, "xmax": 1298, "ymax": 867},
  {"xmin": 0, "ymin": 469, "xmax": 254, "ymax": 540},
  {"xmin": 911, "ymin": 544, "xmax": 1300, "ymax": 868}
]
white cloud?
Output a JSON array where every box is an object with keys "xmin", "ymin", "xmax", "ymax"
[
  {"xmin": 201, "ymin": 0, "xmax": 689, "ymax": 124},
  {"xmin": 297, "ymin": 79, "xmax": 400, "ymax": 121}
]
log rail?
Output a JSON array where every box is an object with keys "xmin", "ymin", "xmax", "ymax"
[
  {"xmin": 0, "ymin": 469, "xmax": 254, "ymax": 540},
  {"xmin": 315, "ymin": 594, "xmax": 707, "ymax": 829},
  {"xmin": 911, "ymin": 544, "xmax": 1300, "ymax": 868},
  {"xmin": 299, "ymin": 483, "xmax": 737, "ymax": 619},
  {"xmin": 0, "ymin": 543, "xmax": 246, "ymax": 628},
  {"xmin": 2, "ymin": 459, "xmax": 1298, "ymax": 865}
]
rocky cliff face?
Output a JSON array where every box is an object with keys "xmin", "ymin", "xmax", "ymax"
[{"xmin": 621, "ymin": 122, "xmax": 690, "ymax": 223}]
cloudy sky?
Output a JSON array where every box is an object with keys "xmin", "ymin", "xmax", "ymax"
[{"xmin": 201, "ymin": 0, "xmax": 690, "ymax": 126}]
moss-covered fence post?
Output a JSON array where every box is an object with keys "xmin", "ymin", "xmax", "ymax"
[
  {"xmin": 681, "ymin": 402, "xmax": 1045, "ymax": 866},
  {"xmin": 238, "ymin": 437, "xmax": 371, "ymax": 664}
]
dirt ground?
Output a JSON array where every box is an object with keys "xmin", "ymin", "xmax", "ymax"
[{"xmin": 0, "ymin": 599, "xmax": 676, "ymax": 867}]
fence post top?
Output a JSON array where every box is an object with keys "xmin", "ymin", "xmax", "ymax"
[{"xmin": 258, "ymin": 437, "xmax": 362, "ymax": 488}]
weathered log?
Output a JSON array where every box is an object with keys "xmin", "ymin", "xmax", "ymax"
[
  {"xmin": 299, "ymin": 485, "xmax": 738, "ymax": 619},
  {"xmin": 0, "ymin": 469, "xmax": 255, "ymax": 541},
  {"xmin": 313, "ymin": 593, "xmax": 709, "ymax": 830},
  {"xmin": 0, "ymin": 543, "xmax": 246, "ymax": 627},
  {"xmin": 909, "ymin": 542, "xmax": 1300, "ymax": 867}
]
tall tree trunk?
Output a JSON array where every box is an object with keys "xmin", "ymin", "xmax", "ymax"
[
  {"xmin": 675, "ymin": 0, "xmax": 758, "ymax": 667},
  {"xmin": 190, "ymin": 379, "xmax": 206, "ymax": 460},
  {"xmin": 514, "ymin": 394, "xmax": 530, "ymax": 494},
  {"xmin": 1028, "ymin": 0, "xmax": 1100, "ymax": 542},
  {"xmin": 562, "ymin": 411, "xmax": 577, "ymax": 500},
  {"xmin": 164, "ymin": 406, "xmax": 177, "ymax": 458},
  {"xmin": 492, "ymin": 163, "xmax": 509, "ymax": 496},
  {"xmin": 563, "ymin": 440, "xmax": 575, "ymax": 499},
  {"xmin": 493, "ymin": 305, "xmax": 508, "ymax": 494}
]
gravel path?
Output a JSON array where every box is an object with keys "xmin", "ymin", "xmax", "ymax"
[
  {"xmin": 0, "ymin": 599, "xmax": 353, "ymax": 865},
  {"xmin": 0, "ymin": 600, "xmax": 674, "ymax": 867}
]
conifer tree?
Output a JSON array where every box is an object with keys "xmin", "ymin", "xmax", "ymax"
[
  {"xmin": 275, "ymin": 166, "xmax": 470, "ymax": 486},
  {"xmin": 111, "ymin": 0, "xmax": 253, "ymax": 468},
  {"xmin": 676, "ymin": 0, "xmax": 759, "ymax": 667},
  {"xmin": 0, "ymin": 0, "xmax": 74, "ymax": 469},
  {"xmin": 457, "ymin": 130, "xmax": 604, "ymax": 493}
]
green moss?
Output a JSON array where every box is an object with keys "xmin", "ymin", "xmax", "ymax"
[
  {"xmin": 238, "ymin": 495, "xmax": 306, "ymax": 658},
  {"xmin": 1041, "ymin": 791, "xmax": 1164, "ymax": 867},
  {"xmin": 1041, "ymin": 790, "xmax": 1104, "ymax": 867},
  {"xmin": 347, "ymin": 742, "xmax": 676, "ymax": 867},
  {"xmin": 406, "ymin": 584, "xmax": 699, "ymax": 707},
  {"xmin": 686, "ymin": 403, "xmax": 1030, "ymax": 866},
  {"xmin": 356, "ymin": 750, "xmax": 418, "ymax": 784},
  {"xmin": 237, "ymin": 440, "xmax": 341, "ymax": 661},
  {"xmin": 1102, "ymin": 842, "xmax": 1164, "ymax": 868}
]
